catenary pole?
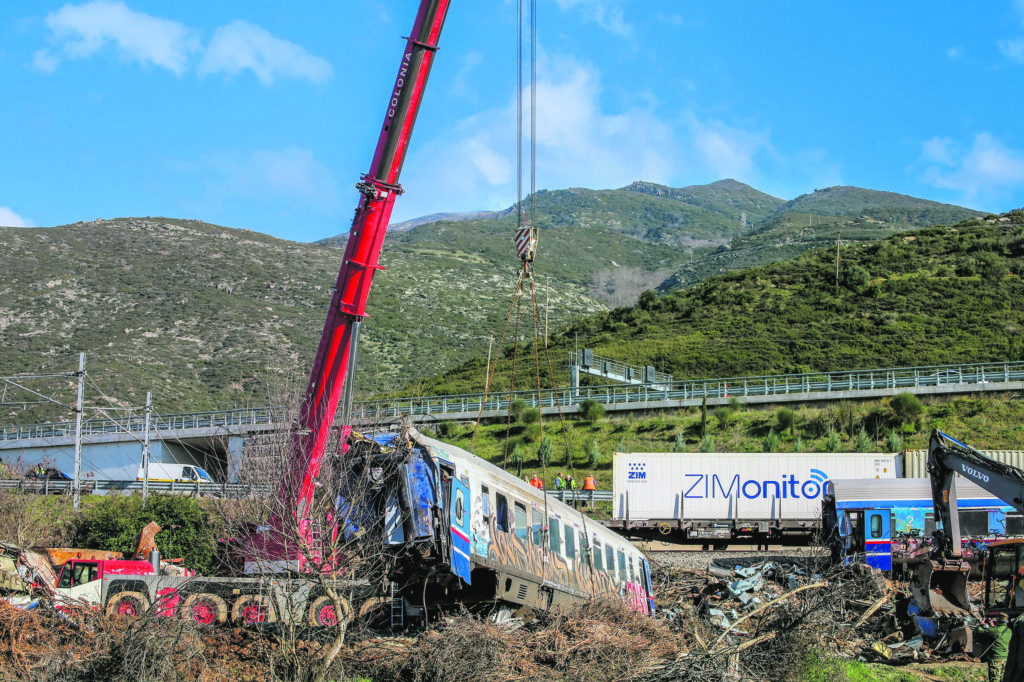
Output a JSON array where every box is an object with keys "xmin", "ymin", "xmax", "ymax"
[
  {"xmin": 141, "ymin": 391, "xmax": 152, "ymax": 506},
  {"xmin": 72, "ymin": 352, "xmax": 85, "ymax": 512}
]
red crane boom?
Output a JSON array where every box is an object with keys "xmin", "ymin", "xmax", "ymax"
[{"xmin": 260, "ymin": 0, "xmax": 452, "ymax": 568}]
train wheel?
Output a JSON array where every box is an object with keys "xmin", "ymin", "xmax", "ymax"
[
  {"xmin": 105, "ymin": 591, "xmax": 150, "ymax": 618},
  {"xmin": 231, "ymin": 595, "xmax": 277, "ymax": 626},
  {"xmin": 181, "ymin": 593, "xmax": 228, "ymax": 626},
  {"xmin": 307, "ymin": 595, "xmax": 352, "ymax": 627}
]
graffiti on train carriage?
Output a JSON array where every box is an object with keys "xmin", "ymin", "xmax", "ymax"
[{"xmin": 479, "ymin": 502, "xmax": 631, "ymax": 602}]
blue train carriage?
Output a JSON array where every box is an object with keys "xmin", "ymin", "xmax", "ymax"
[
  {"xmin": 362, "ymin": 428, "xmax": 656, "ymax": 618},
  {"xmin": 822, "ymin": 478, "xmax": 1024, "ymax": 571}
]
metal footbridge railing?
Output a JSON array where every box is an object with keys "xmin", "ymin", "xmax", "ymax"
[{"xmin": 3, "ymin": 361, "xmax": 1023, "ymax": 441}]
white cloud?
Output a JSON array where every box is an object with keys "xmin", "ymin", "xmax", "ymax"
[
  {"xmin": 397, "ymin": 55, "xmax": 680, "ymax": 218},
  {"xmin": 945, "ymin": 45, "xmax": 963, "ymax": 61},
  {"xmin": 0, "ymin": 207, "xmax": 34, "ymax": 227},
  {"xmin": 35, "ymin": 0, "xmax": 199, "ymax": 75},
  {"xmin": 34, "ymin": 3, "xmax": 330, "ymax": 85},
  {"xmin": 922, "ymin": 133, "xmax": 1024, "ymax": 198},
  {"xmin": 922, "ymin": 137, "xmax": 957, "ymax": 166},
  {"xmin": 199, "ymin": 20, "xmax": 332, "ymax": 85},
  {"xmin": 554, "ymin": 0, "xmax": 632, "ymax": 39},
  {"xmin": 687, "ymin": 116, "xmax": 770, "ymax": 180},
  {"xmin": 999, "ymin": 38, "xmax": 1024, "ymax": 64}
]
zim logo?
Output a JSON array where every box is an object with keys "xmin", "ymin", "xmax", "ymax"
[{"xmin": 627, "ymin": 462, "xmax": 647, "ymax": 481}]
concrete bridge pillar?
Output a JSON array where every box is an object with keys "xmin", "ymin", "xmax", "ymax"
[{"xmin": 227, "ymin": 435, "xmax": 244, "ymax": 483}]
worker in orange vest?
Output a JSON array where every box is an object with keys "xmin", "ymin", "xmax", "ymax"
[
  {"xmin": 530, "ymin": 474, "xmax": 544, "ymax": 489},
  {"xmin": 583, "ymin": 474, "xmax": 597, "ymax": 490}
]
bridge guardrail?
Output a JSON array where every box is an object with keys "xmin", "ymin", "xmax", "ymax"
[
  {"xmin": 4, "ymin": 361, "xmax": 1023, "ymax": 441},
  {"xmin": 0, "ymin": 479, "xmax": 274, "ymax": 498},
  {"xmin": 0, "ymin": 477, "xmax": 605, "ymax": 501}
]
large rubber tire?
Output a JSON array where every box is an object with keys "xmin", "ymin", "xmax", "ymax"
[
  {"xmin": 181, "ymin": 593, "xmax": 228, "ymax": 626},
  {"xmin": 231, "ymin": 594, "xmax": 277, "ymax": 626},
  {"xmin": 307, "ymin": 595, "xmax": 352, "ymax": 627},
  {"xmin": 105, "ymin": 591, "xmax": 150, "ymax": 618},
  {"xmin": 357, "ymin": 597, "xmax": 391, "ymax": 627}
]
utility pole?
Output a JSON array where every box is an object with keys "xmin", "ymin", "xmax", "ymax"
[
  {"xmin": 486, "ymin": 332, "xmax": 494, "ymax": 387},
  {"xmin": 141, "ymin": 392, "xmax": 152, "ymax": 507},
  {"xmin": 72, "ymin": 352, "xmax": 85, "ymax": 512},
  {"xmin": 835, "ymin": 230, "xmax": 842, "ymax": 293}
]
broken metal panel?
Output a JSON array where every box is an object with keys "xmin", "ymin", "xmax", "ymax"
[{"xmin": 405, "ymin": 454, "xmax": 437, "ymax": 541}]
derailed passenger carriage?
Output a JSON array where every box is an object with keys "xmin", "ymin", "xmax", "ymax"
[{"xmin": 345, "ymin": 427, "xmax": 655, "ymax": 621}]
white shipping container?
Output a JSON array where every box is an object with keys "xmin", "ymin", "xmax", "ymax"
[
  {"xmin": 613, "ymin": 452, "xmax": 900, "ymax": 522},
  {"xmin": 901, "ymin": 449, "xmax": 1024, "ymax": 478}
]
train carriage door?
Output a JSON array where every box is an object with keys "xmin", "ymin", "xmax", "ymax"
[
  {"xmin": 642, "ymin": 559, "xmax": 655, "ymax": 615},
  {"xmin": 864, "ymin": 510, "xmax": 892, "ymax": 571},
  {"xmin": 449, "ymin": 477, "xmax": 472, "ymax": 585}
]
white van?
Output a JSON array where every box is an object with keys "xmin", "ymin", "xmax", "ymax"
[{"xmin": 136, "ymin": 463, "xmax": 213, "ymax": 483}]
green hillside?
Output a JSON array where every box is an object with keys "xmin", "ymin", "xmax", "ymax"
[
  {"xmin": 0, "ymin": 181, "xmax": 994, "ymax": 425},
  {"xmin": 405, "ymin": 211, "xmax": 1024, "ymax": 398},
  {"xmin": 662, "ymin": 186, "xmax": 986, "ymax": 290}
]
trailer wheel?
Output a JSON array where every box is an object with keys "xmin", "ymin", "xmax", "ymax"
[
  {"xmin": 182, "ymin": 593, "xmax": 228, "ymax": 626},
  {"xmin": 106, "ymin": 591, "xmax": 150, "ymax": 618},
  {"xmin": 307, "ymin": 595, "xmax": 352, "ymax": 627},
  {"xmin": 713, "ymin": 542, "xmax": 729, "ymax": 550},
  {"xmin": 232, "ymin": 594, "xmax": 276, "ymax": 626},
  {"xmin": 657, "ymin": 522, "xmax": 672, "ymax": 535},
  {"xmin": 360, "ymin": 598, "xmax": 391, "ymax": 622}
]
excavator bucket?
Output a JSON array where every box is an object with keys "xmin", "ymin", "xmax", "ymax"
[{"xmin": 908, "ymin": 559, "xmax": 972, "ymax": 626}]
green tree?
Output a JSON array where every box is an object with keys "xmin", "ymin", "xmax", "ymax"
[
  {"xmin": 777, "ymin": 408, "xmax": 797, "ymax": 436},
  {"xmin": 713, "ymin": 406, "xmax": 732, "ymax": 430},
  {"xmin": 793, "ymin": 436, "xmax": 804, "ymax": 453},
  {"xmin": 672, "ymin": 433, "xmax": 686, "ymax": 452},
  {"xmin": 825, "ymin": 431, "xmax": 841, "ymax": 453},
  {"xmin": 579, "ymin": 398, "xmax": 605, "ymax": 421},
  {"xmin": 511, "ymin": 444, "xmax": 524, "ymax": 476},
  {"xmin": 763, "ymin": 429, "xmax": 780, "ymax": 453},
  {"xmin": 887, "ymin": 429, "xmax": 903, "ymax": 452},
  {"xmin": 537, "ymin": 438, "xmax": 553, "ymax": 467},
  {"xmin": 510, "ymin": 399, "xmax": 527, "ymax": 422},
  {"xmin": 700, "ymin": 396, "xmax": 708, "ymax": 438},
  {"xmin": 890, "ymin": 393, "xmax": 925, "ymax": 424},
  {"xmin": 585, "ymin": 440, "xmax": 601, "ymax": 468},
  {"xmin": 854, "ymin": 427, "xmax": 871, "ymax": 451},
  {"xmin": 521, "ymin": 407, "xmax": 540, "ymax": 425},
  {"xmin": 78, "ymin": 494, "xmax": 215, "ymax": 575},
  {"xmin": 699, "ymin": 437, "xmax": 716, "ymax": 453}
]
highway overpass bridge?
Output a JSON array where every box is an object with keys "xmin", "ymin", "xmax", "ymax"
[{"xmin": 2, "ymin": 361, "xmax": 1022, "ymax": 482}]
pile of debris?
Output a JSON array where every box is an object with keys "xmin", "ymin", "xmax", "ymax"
[{"xmin": 652, "ymin": 554, "xmax": 982, "ymax": 673}]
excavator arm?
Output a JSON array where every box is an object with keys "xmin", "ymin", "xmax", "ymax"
[{"xmin": 928, "ymin": 429, "xmax": 1024, "ymax": 558}]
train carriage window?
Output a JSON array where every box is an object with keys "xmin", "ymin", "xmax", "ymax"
[
  {"xmin": 549, "ymin": 518, "xmax": 561, "ymax": 553},
  {"xmin": 495, "ymin": 492, "xmax": 509, "ymax": 533},
  {"xmin": 870, "ymin": 514, "xmax": 883, "ymax": 539},
  {"xmin": 958, "ymin": 510, "xmax": 989, "ymax": 537},
  {"xmin": 1006, "ymin": 514, "xmax": 1024, "ymax": 535},
  {"xmin": 617, "ymin": 550, "xmax": 627, "ymax": 583},
  {"xmin": 629, "ymin": 557, "xmax": 636, "ymax": 583},
  {"xmin": 532, "ymin": 509, "xmax": 543, "ymax": 545},
  {"xmin": 564, "ymin": 525, "xmax": 576, "ymax": 560},
  {"xmin": 593, "ymin": 540, "xmax": 603, "ymax": 571},
  {"xmin": 481, "ymin": 485, "xmax": 490, "ymax": 521},
  {"xmin": 514, "ymin": 502, "xmax": 528, "ymax": 541},
  {"xmin": 580, "ymin": 530, "xmax": 590, "ymax": 563},
  {"xmin": 605, "ymin": 545, "xmax": 615, "ymax": 575}
]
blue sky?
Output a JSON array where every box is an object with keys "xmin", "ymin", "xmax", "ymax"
[{"xmin": 2, "ymin": 1, "xmax": 1023, "ymax": 242}]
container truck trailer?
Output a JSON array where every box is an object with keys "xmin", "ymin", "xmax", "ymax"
[{"xmin": 608, "ymin": 451, "xmax": 900, "ymax": 546}]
